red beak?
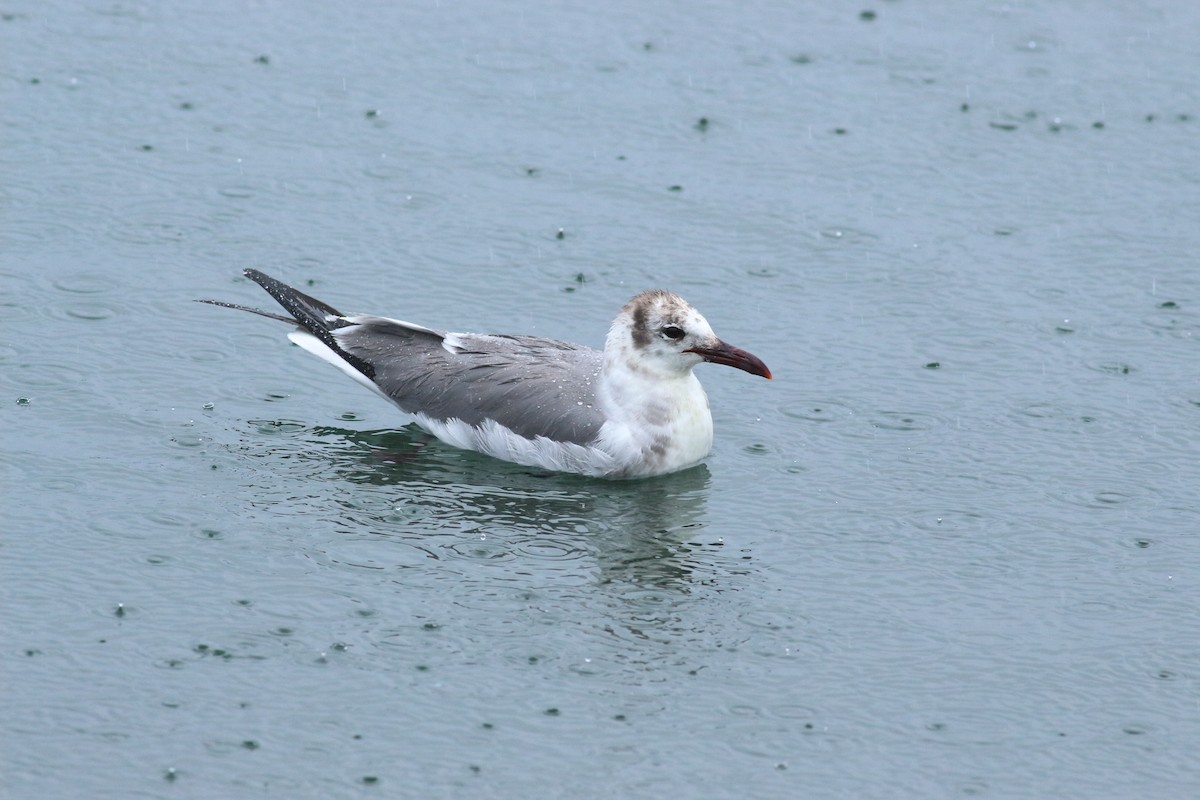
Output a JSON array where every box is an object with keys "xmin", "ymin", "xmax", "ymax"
[{"xmin": 686, "ymin": 340, "xmax": 772, "ymax": 379}]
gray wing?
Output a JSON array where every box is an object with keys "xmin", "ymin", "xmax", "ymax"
[
  {"xmin": 208, "ymin": 270, "xmax": 606, "ymax": 445},
  {"xmin": 337, "ymin": 318, "xmax": 607, "ymax": 445}
]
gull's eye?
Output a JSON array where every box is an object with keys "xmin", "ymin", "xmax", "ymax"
[{"xmin": 661, "ymin": 324, "xmax": 686, "ymax": 341}]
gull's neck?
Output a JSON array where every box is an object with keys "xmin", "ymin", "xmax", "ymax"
[{"xmin": 597, "ymin": 340, "xmax": 714, "ymax": 476}]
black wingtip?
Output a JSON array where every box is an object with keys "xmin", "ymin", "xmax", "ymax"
[
  {"xmin": 239, "ymin": 270, "xmax": 377, "ymax": 380},
  {"xmin": 242, "ymin": 269, "xmax": 347, "ymax": 318},
  {"xmin": 195, "ymin": 298, "xmax": 296, "ymax": 324}
]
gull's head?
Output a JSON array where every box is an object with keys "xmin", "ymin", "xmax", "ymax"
[{"xmin": 605, "ymin": 290, "xmax": 772, "ymax": 380}]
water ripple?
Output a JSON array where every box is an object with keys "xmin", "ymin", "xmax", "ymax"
[
  {"xmin": 50, "ymin": 272, "xmax": 121, "ymax": 294},
  {"xmin": 106, "ymin": 205, "xmax": 216, "ymax": 246}
]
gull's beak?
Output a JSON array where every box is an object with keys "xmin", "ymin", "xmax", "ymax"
[{"xmin": 686, "ymin": 340, "xmax": 773, "ymax": 379}]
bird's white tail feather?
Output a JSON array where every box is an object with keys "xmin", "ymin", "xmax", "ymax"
[{"xmin": 286, "ymin": 330, "xmax": 390, "ymax": 403}]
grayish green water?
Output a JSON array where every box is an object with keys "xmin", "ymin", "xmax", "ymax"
[{"xmin": 3, "ymin": 2, "xmax": 1199, "ymax": 798}]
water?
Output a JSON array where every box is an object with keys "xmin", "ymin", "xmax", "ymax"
[{"xmin": 3, "ymin": 1, "xmax": 1199, "ymax": 798}]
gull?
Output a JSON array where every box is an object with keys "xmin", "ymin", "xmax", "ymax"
[{"xmin": 201, "ymin": 269, "xmax": 771, "ymax": 478}]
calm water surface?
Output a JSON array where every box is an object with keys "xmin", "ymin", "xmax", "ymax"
[{"xmin": 3, "ymin": 2, "xmax": 1199, "ymax": 798}]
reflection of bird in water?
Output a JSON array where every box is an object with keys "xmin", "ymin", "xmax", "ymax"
[
  {"xmin": 226, "ymin": 420, "xmax": 752, "ymax": 663},
  {"xmin": 248, "ymin": 423, "xmax": 721, "ymax": 592},
  {"xmin": 201, "ymin": 269, "xmax": 770, "ymax": 478}
]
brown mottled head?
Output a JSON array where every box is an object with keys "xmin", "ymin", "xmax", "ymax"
[
  {"xmin": 605, "ymin": 290, "xmax": 771, "ymax": 380},
  {"xmin": 628, "ymin": 298, "xmax": 653, "ymax": 348}
]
